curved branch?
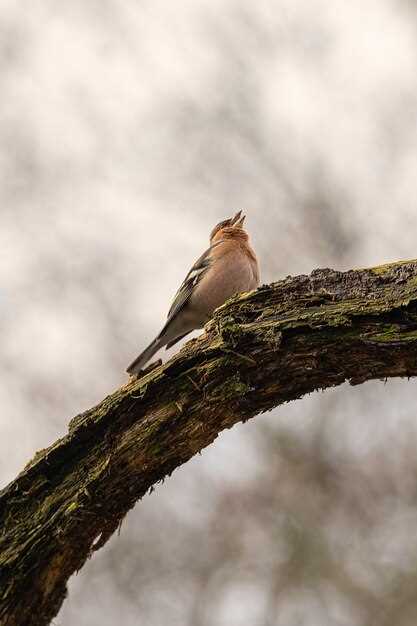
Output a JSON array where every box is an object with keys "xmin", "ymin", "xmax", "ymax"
[{"xmin": 2, "ymin": 260, "xmax": 417, "ymax": 625}]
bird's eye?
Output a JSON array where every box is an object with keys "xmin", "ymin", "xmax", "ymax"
[{"xmin": 210, "ymin": 219, "xmax": 230, "ymax": 239}]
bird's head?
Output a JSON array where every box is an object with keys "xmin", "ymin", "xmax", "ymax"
[{"xmin": 210, "ymin": 210, "xmax": 248, "ymax": 244}]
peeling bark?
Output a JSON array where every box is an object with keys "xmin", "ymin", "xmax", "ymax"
[{"xmin": 2, "ymin": 260, "xmax": 417, "ymax": 625}]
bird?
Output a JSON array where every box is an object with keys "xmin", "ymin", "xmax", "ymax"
[{"xmin": 126, "ymin": 210, "xmax": 260, "ymax": 376}]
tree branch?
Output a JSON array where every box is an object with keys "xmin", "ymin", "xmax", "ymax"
[{"xmin": 2, "ymin": 260, "xmax": 417, "ymax": 625}]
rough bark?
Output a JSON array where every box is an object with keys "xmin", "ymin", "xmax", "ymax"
[{"xmin": 2, "ymin": 260, "xmax": 417, "ymax": 625}]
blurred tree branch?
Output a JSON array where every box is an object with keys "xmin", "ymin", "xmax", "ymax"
[{"xmin": 2, "ymin": 260, "xmax": 417, "ymax": 626}]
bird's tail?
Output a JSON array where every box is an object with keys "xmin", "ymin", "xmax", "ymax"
[{"xmin": 126, "ymin": 337, "xmax": 164, "ymax": 376}]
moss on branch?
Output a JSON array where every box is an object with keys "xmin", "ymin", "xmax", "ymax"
[{"xmin": 2, "ymin": 259, "xmax": 417, "ymax": 625}]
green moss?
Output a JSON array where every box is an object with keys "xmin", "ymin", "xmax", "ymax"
[
  {"xmin": 367, "ymin": 327, "xmax": 417, "ymax": 343},
  {"xmin": 221, "ymin": 348, "xmax": 257, "ymax": 366},
  {"xmin": 209, "ymin": 374, "xmax": 249, "ymax": 402},
  {"xmin": 65, "ymin": 502, "xmax": 79, "ymax": 516},
  {"xmin": 368, "ymin": 258, "xmax": 417, "ymax": 275},
  {"xmin": 216, "ymin": 316, "xmax": 245, "ymax": 346},
  {"xmin": 326, "ymin": 313, "xmax": 352, "ymax": 327}
]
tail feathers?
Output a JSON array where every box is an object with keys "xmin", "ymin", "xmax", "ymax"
[
  {"xmin": 165, "ymin": 331, "xmax": 191, "ymax": 350},
  {"xmin": 126, "ymin": 337, "xmax": 163, "ymax": 375}
]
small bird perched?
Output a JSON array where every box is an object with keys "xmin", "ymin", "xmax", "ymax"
[{"xmin": 126, "ymin": 210, "xmax": 260, "ymax": 376}]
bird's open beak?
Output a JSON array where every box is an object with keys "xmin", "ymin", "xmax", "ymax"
[
  {"xmin": 230, "ymin": 210, "xmax": 245, "ymax": 227},
  {"xmin": 230, "ymin": 210, "xmax": 242, "ymax": 225}
]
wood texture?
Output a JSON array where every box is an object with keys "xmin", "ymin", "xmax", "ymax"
[{"xmin": 2, "ymin": 260, "xmax": 417, "ymax": 625}]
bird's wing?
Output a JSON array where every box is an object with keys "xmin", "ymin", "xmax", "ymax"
[{"xmin": 165, "ymin": 241, "xmax": 221, "ymax": 324}]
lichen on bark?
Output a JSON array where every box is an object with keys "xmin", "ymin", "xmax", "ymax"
[{"xmin": 2, "ymin": 259, "xmax": 417, "ymax": 626}]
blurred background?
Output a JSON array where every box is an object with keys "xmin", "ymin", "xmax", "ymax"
[{"xmin": 2, "ymin": 1, "xmax": 417, "ymax": 624}]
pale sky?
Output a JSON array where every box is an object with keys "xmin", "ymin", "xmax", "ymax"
[{"xmin": 2, "ymin": 2, "xmax": 417, "ymax": 624}]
